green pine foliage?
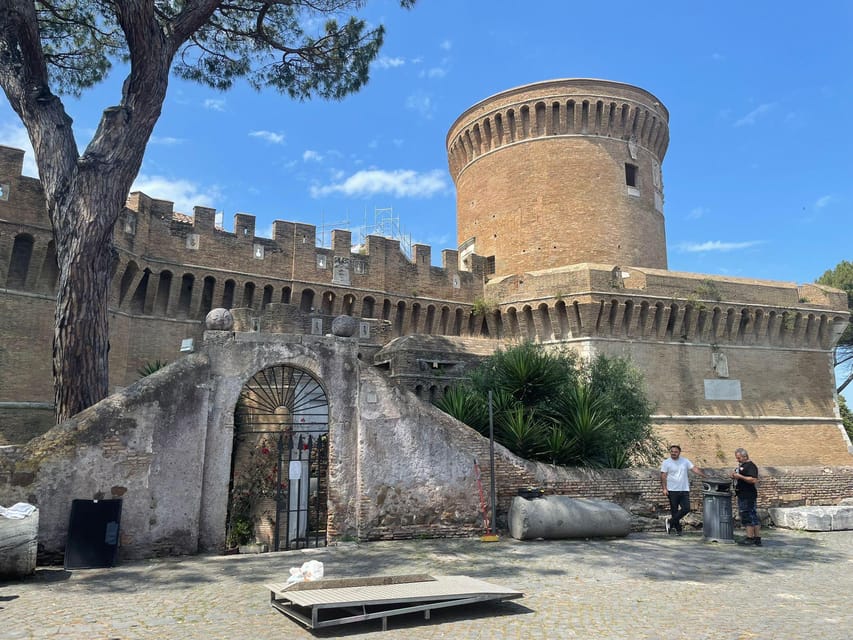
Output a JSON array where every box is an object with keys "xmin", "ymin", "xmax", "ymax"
[
  {"xmin": 434, "ymin": 344, "xmax": 662, "ymax": 468},
  {"xmin": 817, "ymin": 260, "xmax": 853, "ymax": 394},
  {"xmin": 839, "ymin": 395, "xmax": 853, "ymax": 441}
]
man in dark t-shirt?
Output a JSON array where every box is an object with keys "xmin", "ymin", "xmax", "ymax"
[{"xmin": 731, "ymin": 447, "xmax": 761, "ymax": 546}]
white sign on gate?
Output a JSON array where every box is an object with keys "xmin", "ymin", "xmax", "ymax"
[{"xmin": 289, "ymin": 461, "xmax": 303, "ymax": 480}]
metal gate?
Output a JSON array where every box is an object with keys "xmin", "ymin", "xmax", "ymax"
[{"xmin": 230, "ymin": 365, "xmax": 329, "ymax": 551}]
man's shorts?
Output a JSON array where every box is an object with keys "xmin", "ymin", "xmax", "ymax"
[{"xmin": 737, "ymin": 495, "xmax": 760, "ymax": 526}]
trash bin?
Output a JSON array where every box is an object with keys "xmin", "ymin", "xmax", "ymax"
[{"xmin": 702, "ymin": 478, "xmax": 734, "ymax": 543}]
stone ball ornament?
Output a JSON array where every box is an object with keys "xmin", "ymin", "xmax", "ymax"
[
  {"xmin": 331, "ymin": 315, "xmax": 358, "ymax": 337},
  {"xmin": 205, "ymin": 308, "xmax": 234, "ymax": 331}
]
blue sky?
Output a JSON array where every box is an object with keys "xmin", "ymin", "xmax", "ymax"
[{"xmin": 1, "ymin": 0, "xmax": 851, "ymax": 286}]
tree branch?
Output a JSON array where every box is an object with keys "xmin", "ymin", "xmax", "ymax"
[{"xmin": 838, "ymin": 371, "xmax": 853, "ymax": 395}]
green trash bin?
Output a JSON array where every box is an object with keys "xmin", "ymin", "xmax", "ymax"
[{"xmin": 702, "ymin": 478, "xmax": 734, "ymax": 543}]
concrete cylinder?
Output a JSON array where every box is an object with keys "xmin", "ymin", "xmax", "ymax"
[{"xmin": 508, "ymin": 495, "xmax": 632, "ymax": 540}]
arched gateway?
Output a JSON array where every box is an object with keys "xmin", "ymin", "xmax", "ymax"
[{"xmin": 229, "ymin": 364, "xmax": 329, "ymax": 550}]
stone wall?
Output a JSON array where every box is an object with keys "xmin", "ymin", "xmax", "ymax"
[
  {"xmin": 0, "ymin": 354, "xmax": 211, "ymax": 563},
  {"xmin": 2, "ymin": 332, "xmax": 850, "ymax": 564}
]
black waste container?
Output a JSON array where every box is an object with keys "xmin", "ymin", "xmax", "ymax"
[{"xmin": 702, "ymin": 478, "xmax": 734, "ymax": 543}]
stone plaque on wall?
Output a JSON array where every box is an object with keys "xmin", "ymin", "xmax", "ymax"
[
  {"xmin": 332, "ymin": 256, "xmax": 351, "ymax": 285},
  {"xmin": 704, "ymin": 379, "xmax": 742, "ymax": 401}
]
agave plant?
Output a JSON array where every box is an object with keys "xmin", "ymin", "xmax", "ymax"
[
  {"xmin": 552, "ymin": 383, "xmax": 612, "ymax": 467},
  {"xmin": 136, "ymin": 359, "xmax": 168, "ymax": 379},
  {"xmin": 433, "ymin": 385, "xmax": 488, "ymax": 433},
  {"xmin": 495, "ymin": 405, "xmax": 544, "ymax": 460}
]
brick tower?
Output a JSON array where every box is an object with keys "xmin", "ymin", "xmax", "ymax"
[{"xmin": 447, "ymin": 79, "xmax": 670, "ymax": 277}]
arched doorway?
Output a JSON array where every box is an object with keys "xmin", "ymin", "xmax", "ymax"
[{"xmin": 229, "ymin": 364, "xmax": 329, "ymax": 551}]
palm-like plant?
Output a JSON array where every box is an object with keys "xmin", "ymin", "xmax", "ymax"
[
  {"xmin": 553, "ymin": 383, "xmax": 612, "ymax": 467},
  {"xmin": 495, "ymin": 405, "xmax": 544, "ymax": 460},
  {"xmin": 137, "ymin": 359, "xmax": 168, "ymax": 379},
  {"xmin": 433, "ymin": 343, "xmax": 658, "ymax": 469},
  {"xmin": 434, "ymin": 385, "xmax": 488, "ymax": 433},
  {"xmin": 482, "ymin": 342, "xmax": 565, "ymax": 406}
]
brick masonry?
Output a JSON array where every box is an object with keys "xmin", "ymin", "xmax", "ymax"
[{"xmin": 0, "ymin": 78, "xmax": 850, "ymax": 554}]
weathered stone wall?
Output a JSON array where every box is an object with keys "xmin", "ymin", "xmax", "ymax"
[
  {"xmin": 0, "ymin": 354, "xmax": 211, "ymax": 562},
  {"xmin": 1, "ymin": 332, "xmax": 851, "ymax": 563}
]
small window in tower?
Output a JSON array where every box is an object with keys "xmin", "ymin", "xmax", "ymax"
[
  {"xmin": 485, "ymin": 256, "xmax": 496, "ymax": 275},
  {"xmin": 625, "ymin": 163, "xmax": 638, "ymax": 187}
]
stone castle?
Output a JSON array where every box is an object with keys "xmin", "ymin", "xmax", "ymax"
[{"xmin": 1, "ymin": 78, "xmax": 851, "ymax": 466}]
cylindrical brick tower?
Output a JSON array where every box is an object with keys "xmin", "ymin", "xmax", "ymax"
[{"xmin": 446, "ymin": 79, "xmax": 669, "ymax": 277}]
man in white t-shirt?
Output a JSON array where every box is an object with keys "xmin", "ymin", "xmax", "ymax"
[{"xmin": 660, "ymin": 445, "xmax": 706, "ymax": 535}]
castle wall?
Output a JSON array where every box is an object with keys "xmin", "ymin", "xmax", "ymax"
[
  {"xmin": 0, "ymin": 145, "xmax": 485, "ymax": 440},
  {"xmin": 2, "ymin": 334, "xmax": 850, "ymax": 564}
]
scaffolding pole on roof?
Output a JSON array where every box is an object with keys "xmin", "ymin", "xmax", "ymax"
[
  {"xmin": 359, "ymin": 207, "xmax": 412, "ymax": 259},
  {"xmin": 317, "ymin": 210, "xmax": 351, "ymax": 248}
]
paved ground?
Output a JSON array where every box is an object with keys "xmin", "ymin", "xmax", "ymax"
[{"xmin": 2, "ymin": 528, "xmax": 852, "ymax": 640}]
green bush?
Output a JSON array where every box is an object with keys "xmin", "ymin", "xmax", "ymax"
[{"xmin": 434, "ymin": 344, "xmax": 662, "ymax": 468}]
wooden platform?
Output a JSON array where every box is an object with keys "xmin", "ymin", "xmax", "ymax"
[{"xmin": 265, "ymin": 573, "xmax": 523, "ymax": 631}]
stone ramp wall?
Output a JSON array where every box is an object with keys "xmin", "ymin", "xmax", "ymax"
[{"xmin": 0, "ymin": 354, "xmax": 211, "ymax": 563}]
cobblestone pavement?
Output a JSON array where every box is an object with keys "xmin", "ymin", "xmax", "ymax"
[{"xmin": 2, "ymin": 528, "xmax": 852, "ymax": 640}]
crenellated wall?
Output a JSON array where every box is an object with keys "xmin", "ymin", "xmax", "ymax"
[{"xmin": 0, "ymin": 144, "xmax": 487, "ymax": 440}]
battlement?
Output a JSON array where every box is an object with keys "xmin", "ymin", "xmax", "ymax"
[
  {"xmin": 123, "ymin": 190, "xmax": 463, "ymax": 267},
  {"xmin": 447, "ymin": 79, "xmax": 670, "ymax": 276},
  {"xmin": 446, "ymin": 78, "xmax": 669, "ymax": 180},
  {"xmin": 481, "ymin": 263, "xmax": 850, "ymax": 349}
]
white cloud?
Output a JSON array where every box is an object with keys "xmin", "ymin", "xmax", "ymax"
[
  {"xmin": 203, "ymin": 98, "xmax": 226, "ymax": 112},
  {"xmin": 150, "ymin": 135, "xmax": 185, "ymax": 146},
  {"xmin": 814, "ymin": 195, "xmax": 833, "ymax": 209},
  {"xmin": 249, "ymin": 130, "xmax": 285, "ymax": 144},
  {"xmin": 687, "ymin": 206, "xmax": 707, "ymax": 220},
  {"xmin": 422, "ymin": 67, "xmax": 448, "ymax": 79},
  {"xmin": 303, "ymin": 149, "xmax": 323, "ymax": 162},
  {"xmin": 131, "ymin": 174, "xmax": 221, "ymax": 214},
  {"xmin": 376, "ymin": 56, "xmax": 406, "ymax": 69},
  {"xmin": 310, "ymin": 169, "xmax": 449, "ymax": 198},
  {"xmin": 440, "ymin": 40, "xmax": 452, "ymax": 51},
  {"xmin": 405, "ymin": 91, "xmax": 435, "ymax": 119},
  {"xmin": 676, "ymin": 240, "xmax": 763, "ymax": 253},
  {"xmin": 734, "ymin": 103, "xmax": 775, "ymax": 127},
  {"xmin": 0, "ymin": 121, "xmax": 38, "ymax": 177},
  {"xmin": 711, "ymin": 52, "xmax": 724, "ymax": 61}
]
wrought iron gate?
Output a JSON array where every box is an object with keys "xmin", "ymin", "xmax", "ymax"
[{"xmin": 230, "ymin": 365, "xmax": 329, "ymax": 551}]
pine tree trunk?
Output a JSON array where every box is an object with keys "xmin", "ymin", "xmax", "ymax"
[{"xmin": 51, "ymin": 184, "xmax": 121, "ymax": 423}]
